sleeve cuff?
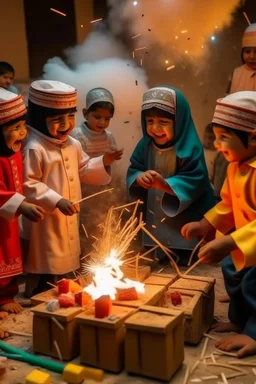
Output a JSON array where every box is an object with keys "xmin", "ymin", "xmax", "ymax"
[{"xmin": 0, "ymin": 193, "xmax": 25, "ymax": 221}]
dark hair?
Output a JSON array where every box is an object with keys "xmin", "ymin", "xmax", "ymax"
[
  {"xmin": 214, "ymin": 123, "xmax": 249, "ymax": 148},
  {"xmin": 0, "ymin": 114, "xmax": 26, "ymax": 130},
  {"xmin": 142, "ymin": 107, "xmax": 174, "ymax": 120},
  {"xmin": 28, "ymin": 100, "xmax": 76, "ymax": 135},
  {"xmin": 87, "ymin": 101, "xmax": 114, "ymax": 115},
  {"xmin": 0, "ymin": 62, "xmax": 15, "ymax": 76}
]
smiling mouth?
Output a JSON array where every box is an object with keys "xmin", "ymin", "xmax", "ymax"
[{"xmin": 58, "ymin": 129, "xmax": 70, "ymax": 136}]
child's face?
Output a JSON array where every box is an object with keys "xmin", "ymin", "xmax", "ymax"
[
  {"xmin": 0, "ymin": 72, "xmax": 14, "ymax": 90},
  {"xmin": 45, "ymin": 111, "xmax": 75, "ymax": 141},
  {"xmin": 213, "ymin": 124, "xmax": 256, "ymax": 163},
  {"xmin": 243, "ymin": 47, "xmax": 256, "ymax": 70},
  {"xmin": 145, "ymin": 115, "xmax": 174, "ymax": 145},
  {"xmin": 3, "ymin": 119, "xmax": 27, "ymax": 152},
  {"xmin": 84, "ymin": 108, "xmax": 112, "ymax": 133}
]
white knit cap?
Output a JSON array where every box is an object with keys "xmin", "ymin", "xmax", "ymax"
[
  {"xmin": 142, "ymin": 87, "xmax": 176, "ymax": 115},
  {"xmin": 212, "ymin": 91, "xmax": 256, "ymax": 132},
  {"xmin": 0, "ymin": 89, "xmax": 26, "ymax": 125},
  {"xmin": 29, "ymin": 80, "xmax": 77, "ymax": 109},
  {"xmin": 242, "ymin": 23, "xmax": 256, "ymax": 48},
  {"xmin": 86, "ymin": 88, "xmax": 114, "ymax": 110}
]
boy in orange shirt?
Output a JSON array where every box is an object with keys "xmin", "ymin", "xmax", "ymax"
[{"xmin": 182, "ymin": 91, "xmax": 256, "ymax": 357}]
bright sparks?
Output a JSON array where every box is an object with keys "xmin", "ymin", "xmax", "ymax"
[{"xmin": 50, "ymin": 8, "xmax": 66, "ymax": 17}]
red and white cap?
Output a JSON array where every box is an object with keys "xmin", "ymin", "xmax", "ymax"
[
  {"xmin": 242, "ymin": 23, "xmax": 256, "ymax": 48},
  {"xmin": 212, "ymin": 91, "xmax": 256, "ymax": 132},
  {"xmin": 0, "ymin": 88, "xmax": 26, "ymax": 125},
  {"xmin": 29, "ymin": 80, "xmax": 77, "ymax": 109}
]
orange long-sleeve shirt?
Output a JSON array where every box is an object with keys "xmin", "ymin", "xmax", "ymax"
[{"xmin": 205, "ymin": 156, "xmax": 256, "ymax": 271}]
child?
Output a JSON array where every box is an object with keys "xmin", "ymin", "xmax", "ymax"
[
  {"xmin": 72, "ymin": 87, "xmax": 123, "ymax": 246},
  {"xmin": 0, "ymin": 89, "xmax": 44, "ymax": 319},
  {"xmin": 228, "ymin": 23, "xmax": 256, "ymax": 94},
  {"xmin": 21, "ymin": 80, "xmax": 119, "ymax": 296},
  {"xmin": 182, "ymin": 91, "xmax": 256, "ymax": 357},
  {"xmin": 72, "ymin": 87, "xmax": 120, "ymax": 158},
  {"xmin": 126, "ymin": 86, "xmax": 215, "ymax": 262},
  {"xmin": 0, "ymin": 62, "xmax": 19, "ymax": 94},
  {"xmin": 203, "ymin": 122, "xmax": 229, "ymax": 201}
]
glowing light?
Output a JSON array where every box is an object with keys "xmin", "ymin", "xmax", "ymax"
[
  {"xmin": 185, "ymin": 50, "xmax": 188, "ymax": 54},
  {"xmin": 132, "ymin": 33, "xmax": 141, "ymax": 39},
  {"xmin": 133, "ymin": 1, "xmax": 138, "ymax": 5},
  {"xmin": 211, "ymin": 36, "xmax": 216, "ymax": 41},
  {"xmin": 201, "ymin": 45, "xmax": 204, "ymax": 49},
  {"xmin": 81, "ymin": 24, "xmax": 83, "ymax": 28},
  {"xmin": 167, "ymin": 65, "xmax": 175, "ymax": 71},
  {"xmin": 83, "ymin": 249, "xmax": 145, "ymax": 300},
  {"xmin": 175, "ymin": 36, "xmax": 179, "ymax": 40},
  {"xmin": 181, "ymin": 30, "xmax": 188, "ymax": 34},
  {"xmin": 165, "ymin": 60, "xmax": 169, "ymax": 64},
  {"xmin": 50, "ymin": 8, "xmax": 66, "ymax": 17}
]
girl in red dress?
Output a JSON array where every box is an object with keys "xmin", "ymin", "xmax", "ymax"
[{"xmin": 0, "ymin": 89, "xmax": 44, "ymax": 331}]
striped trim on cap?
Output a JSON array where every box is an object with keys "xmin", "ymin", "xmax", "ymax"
[
  {"xmin": 242, "ymin": 23, "xmax": 256, "ymax": 48},
  {"xmin": 212, "ymin": 91, "xmax": 256, "ymax": 132},
  {"xmin": 0, "ymin": 90, "xmax": 26, "ymax": 125},
  {"xmin": 29, "ymin": 80, "xmax": 77, "ymax": 109}
]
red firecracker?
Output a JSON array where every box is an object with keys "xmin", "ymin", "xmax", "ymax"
[
  {"xmin": 58, "ymin": 293, "xmax": 75, "ymax": 307},
  {"xmin": 170, "ymin": 291, "xmax": 182, "ymax": 306},
  {"xmin": 95, "ymin": 295, "xmax": 112, "ymax": 318},
  {"xmin": 57, "ymin": 279, "xmax": 69, "ymax": 294},
  {"xmin": 74, "ymin": 291, "xmax": 91, "ymax": 307}
]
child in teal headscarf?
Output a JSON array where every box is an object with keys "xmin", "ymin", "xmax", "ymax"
[{"xmin": 126, "ymin": 86, "xmax": 215, "ymax": 262}]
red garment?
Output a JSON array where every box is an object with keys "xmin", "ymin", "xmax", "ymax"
[{"xmin": 0, "ymin": 152, "xmax": 23, "ymax": 280}]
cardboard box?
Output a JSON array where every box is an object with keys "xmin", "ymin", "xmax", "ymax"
[
  {"xmin": 144, "ymin": 273, "xmax": 177, "ymax": 287},
  {"xmin": 160, "ymin": 288, "xmax": 204, "ymax": 344},
  {"xmin": 125, "ymin": 305, "xmax": 184, "ymax": 381},
  {"xmin": 32, "ymin": 303, "xmax": 83, "ymax": 360},
  {"xmin": 77, "ymin": 305, "xmax": 135, "ymax": 372},
  {"xmin": 171, "ymin": 276, "xmax": 215, "ymax": 333}
]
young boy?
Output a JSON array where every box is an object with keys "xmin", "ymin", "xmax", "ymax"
[
  {"xmin": 0, "ymin": 62, "xmax": 18, "ymax": 94},
  {"xmin": 127, "ymin": 86, "xmax": 214, "ymax": 263},
  {"xmin": 228, "ymin": 23, "xmax": 256, "ymax": 93},
  {"xmin": 0, "ymin": 89, "xmax": 44, "ymax": 322},
  {"xmin": 21, "ymin": 80, "xmax": 119, "ymax": 296},
  {"xmin": 72, "ymin": 87, "xmax": 121, "ymax": 158},
  {"xmin": 182, "ymin": 91, "xmax": 256, "ymax": 357}
]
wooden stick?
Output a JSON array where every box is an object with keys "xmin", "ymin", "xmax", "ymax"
[
  {"xmin": 202, "ymin": 375, "xmax": 218, "ymax": 381},
  {"xmin": 220, "ymin": 372, "xmax": 228, "ymax": 384},
  {"xmin": 206, "ymin": 363, "xmax": 246, "ymax": 373},
  {"xmin": 141, "ymin": 226, "xmax": 181, "ymax": 276},
  {"xmin": 51, "ymin": 316, "xmax": 64, "ymax": 332},
  {"xmin": 183, "ymin": 258, "xmax": 202, "ymax": 275},
  {"xmin": 182, "ymin": 365, "xmax": 190, "ymax": 384},
  {"xmin": 53, "ymin": 340, "xmax": 63, "ymax": 361},
  {"xmin": 187, "ymin": 236, "xmax": 206, "ymax": 266},
  {"xmin": 243, "ymin": 11, "xmax": 251, "ymax": 25},
  {"xmin": 81, "ymin": 224, "xmax": 88, "ymax": 238},
  {"xmin": 112, "ymin": 200, "xmax": 143, "ymax": 211},
  {"xmin": 190, "ymin": 360, "xmax": 200, "ymax": 375},
  {"xmin": 72, "ymin": 188, "xmax": 114, "ymax": 205},
  {"xmin": 228, "ymin": 360, "xmax": 256, "ymax": 367},
  {"xmin": 5, "ymin": 330, "xmax": 32, "ymax": 337},
  {"xmin": 80, "ymin": 252, "xmax": 92, "ymax": 261},
  {"xmin": 46, "ymin": 281, "xmax": 57, "ymax": 288},
  {"xmin": 135, "ymin": 254, "xmax": 139, "ymax": 280},
  {"xmin": 210, "ymin": 353, "xmax": 216, "ymax": 363},
  {"xmin": 226, "ymin": 372, "xmax": 246, "ymax": 379},
  {"xmin": 200, "ymin": 337, "xmax": 209, "ymax": 360},
  {"xmin": 203, "ymin": 333, "xmax": 219, "ymax": 341},
  {"xmin": 252, "ymin": 368, "xmax": 256, "ymax": 375},
  {"xmin": 214, "ymin": 350, "xmax": 238, "ymax": 358}
]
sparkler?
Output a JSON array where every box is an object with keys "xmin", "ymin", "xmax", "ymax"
[{"xmin": 50, "ymin": 8, "xmax": 66, "ymax": 17}]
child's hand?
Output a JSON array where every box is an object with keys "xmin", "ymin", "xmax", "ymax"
[
  {"xmin": 18, "ymin": 201, "xmax": 44, "ymax": 222},
  {"xmin": 181, "ymin": 218, "xmax": 214, "ymax": 240},
  {"xmin": 151, "ymin": 172, "xmax": 167, "ymax": 190},
  {"xmin": 136, "ymin": 170, "xmax": 157, "ymax": 189},
  {"xmin": 198, "ymin": 235, "xmax": 237, "ymax": 264},
  {"xmin": 103, "ymin": 149, "xmax": 124, "ymax": 166},
  {"xmin": 56, "ymin": 198, "xmax": 79, "ymax": 216}
]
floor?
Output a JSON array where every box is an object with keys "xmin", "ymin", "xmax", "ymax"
[{"xmin": 1, "ymin": 263, "xmax": 256, "ymax": 384}]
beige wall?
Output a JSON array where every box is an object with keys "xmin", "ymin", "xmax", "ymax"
[
  {"xmin": 74, "ymin": 0, "xmax": 94, "ymax": 44},
  {"xmin": 0, "ymin": 0, "xmax": 29, "ymax": 82}
]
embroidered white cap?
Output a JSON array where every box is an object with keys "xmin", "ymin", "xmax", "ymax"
[
  {"xmin": 29, "ymin": 80, "xmax": 77, "ymax": 109},
  {"xmin": 86, "ymin": 87, "xmax": 114, "ymax": 110},
  {"xmin": 0, "ymin": 88, "xmax": 26, "ymax": 125},
  {"xmin": 142, "ymin": 87, "xmax": 176, "ymax": 115},
  {"xmin": 212, "ymin": 91, "xmax": 256, "ymax": 132}
]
